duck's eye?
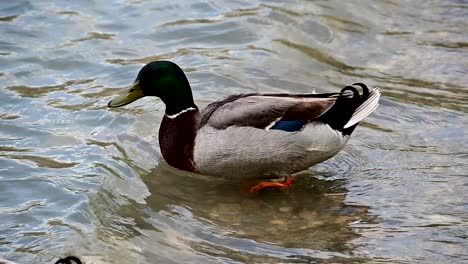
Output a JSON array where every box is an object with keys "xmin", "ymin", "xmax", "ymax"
[{"xmin": 129, "ymin": 88, "xmax": 135, "ymax": 92}]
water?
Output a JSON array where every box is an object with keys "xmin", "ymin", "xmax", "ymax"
[{"xmin": 1, "ymin": 0, "xmax": 467, "ymax": 263}]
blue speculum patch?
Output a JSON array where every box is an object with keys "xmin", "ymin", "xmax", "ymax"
[{"xmin": 270, "ymin": 120, "xmax": 307, "ymax": 132}]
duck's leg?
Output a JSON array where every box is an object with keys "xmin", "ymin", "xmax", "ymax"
[{"xmin": 249, "ymin": 177, "xmax": 295, "ymax": 193}]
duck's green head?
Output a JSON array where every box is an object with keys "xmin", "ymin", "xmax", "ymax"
[{"xmin": 108, "ymin": 61, "xmax": 196, "ymax": 115}]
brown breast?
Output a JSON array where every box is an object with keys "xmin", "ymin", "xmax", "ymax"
[{"xmin": 158, "ymin": 110, "xmax": 198, "ymax": 172}]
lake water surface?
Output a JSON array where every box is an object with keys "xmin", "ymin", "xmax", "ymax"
[{"xmin": 0, "ymin": 1, "xmax": 467, "ymax": 263}]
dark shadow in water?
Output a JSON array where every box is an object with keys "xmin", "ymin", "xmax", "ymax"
[
  {"xmin": 83, "ymin": 154, "xmax": 382, "ymax": 263},
  {"xmin": 134, "ymin": 163, "xmax": 375, "ymax": 263}
]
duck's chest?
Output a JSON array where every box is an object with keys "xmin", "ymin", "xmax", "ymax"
[{"xmin": 158, "ymin": 111, "xmax": 198, "ymax": 172}]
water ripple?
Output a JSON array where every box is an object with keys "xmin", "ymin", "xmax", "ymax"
[{"xmin": 0, "ymin": 0, "xmax": 467, "ymax": 263}]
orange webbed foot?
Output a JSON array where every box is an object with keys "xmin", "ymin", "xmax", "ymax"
[{"xmin": 249, "ymin": 177, "xmax": 295, "ymax": 193}]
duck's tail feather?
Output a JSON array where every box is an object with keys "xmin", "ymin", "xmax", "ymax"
[
  {"xmin": 343, "ymin": 83, "xmax": 380, "ymax": 129},
  {"xmin": 318, "ymin": 83, "xmax": 380, "ymax": 135}
]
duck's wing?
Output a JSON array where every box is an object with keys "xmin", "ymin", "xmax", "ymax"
[
  {"xmin": 199, "ymin": 83, "xmax": 380, "ymax": 134},
  {"xmin": 199, "ymin": 93, "xmax": 338, "ymax": 130}
]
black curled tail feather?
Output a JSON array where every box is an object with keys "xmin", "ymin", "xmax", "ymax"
[
  {"xmin": 318, "ymin": 83, "xmax": 373, "ymax": 135},
  {"xmin": 352, "ymin": 83, "xmax": 370, "ymax": 98}
]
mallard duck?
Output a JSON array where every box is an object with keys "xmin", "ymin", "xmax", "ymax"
[
  {"xmin": 54, "ymin": 256, "xmax": 83, "ymax": 264},
  {"xmin": 108, "ymin": 61, "xmax": 380, "ymax": 192},
  {"xmin": 0, "ymin": 256, "xmax": 83, "ymax": 264}
]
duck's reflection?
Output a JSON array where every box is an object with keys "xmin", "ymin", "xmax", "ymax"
[
  {"xmin": 87, "ymin": 161, "xmax": 374, "ymax": 263},
  {"xmin": 143, "ymin": 163, "xmax": 371, "ymax": 256}
]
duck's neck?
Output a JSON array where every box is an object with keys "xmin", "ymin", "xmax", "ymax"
[{"xmin": 159, "ymin": 107, "xmax": 199, "ymax": 172}]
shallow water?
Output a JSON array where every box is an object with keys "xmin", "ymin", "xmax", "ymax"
[{"xmin": 1, "ymin": 0, "xmax": 467, "ymax": 263}]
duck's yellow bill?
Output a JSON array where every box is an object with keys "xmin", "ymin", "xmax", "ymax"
[{"xmin": 108, "ymin": 81, "xmax": 144, "ymax": 108}]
